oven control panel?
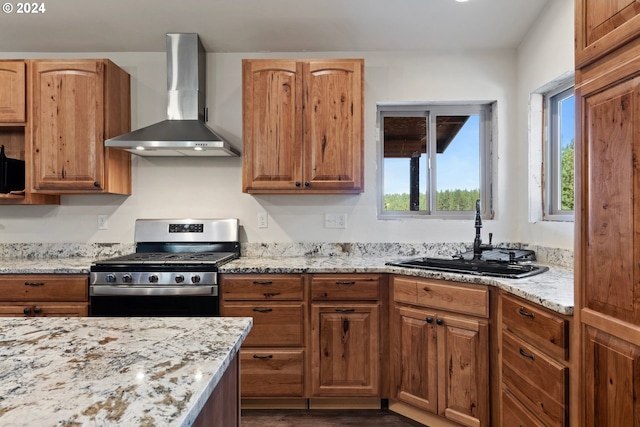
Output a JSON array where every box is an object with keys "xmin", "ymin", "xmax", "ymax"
[{"xmin": 169, "ymin": 223, "xmax": 204, "ymax": 233}]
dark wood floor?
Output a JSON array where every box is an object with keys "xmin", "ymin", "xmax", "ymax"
[{"xmin": 241, "ymin": 409, "xmax": 425, "ymax": 427}]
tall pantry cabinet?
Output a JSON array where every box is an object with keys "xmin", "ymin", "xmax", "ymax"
[{"xmin": 575, "ymin": 1, "xmax": 640, "ymax": 426}]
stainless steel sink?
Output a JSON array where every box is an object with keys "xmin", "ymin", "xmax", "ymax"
[{"xmin": 386, "ymin": 257, "xmax": 549, "ymax": 279}]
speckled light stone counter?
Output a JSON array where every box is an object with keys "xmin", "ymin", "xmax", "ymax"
[
  {"xmin": 219, "ymin": 256, "xmax": 574, "ymax": 315},
  {"xmin": 0, "ymin": 316, "xmax": 252, "ymax": 427}
]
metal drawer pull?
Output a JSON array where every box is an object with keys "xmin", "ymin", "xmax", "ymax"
[
  {"xmin": 253, "ymin": 280, "xmax": 273, "ymax": 285},
  {"xmin": 252, "ymin": 307, "xmax": 273, "ymax": 313},
  {"xmin": 335, "ymin": 281, "xmax": 356, "ymax": 285},
  {"xmin": 252, "ymin": 354, "xmax": 273, "ymax": 359},
  {"xmin": 436, "ymin": 318, "xmax": 444, "ymax": 326},
  {"xmin": 519, "ymin": 347, "xmax": 536, "ymax": 361},
  {"xmin": 24, "ymin": 282, "xmax": 45, "ymax": 287},
  {"xmin": 518, "ymin": 307, "xmax": 535, "ymax": 319},
  {"xmin": 263, "ymin": 292, "xmax": 281, "ymax": 298},
  {"xmin": 335, "ymin": 308, "xmax": 356, "ymax": 312}
]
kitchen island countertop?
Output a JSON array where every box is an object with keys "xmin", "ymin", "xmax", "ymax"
[{"xmin": 0, "ymin": 316, "xmax": 252, "ymax": 427}]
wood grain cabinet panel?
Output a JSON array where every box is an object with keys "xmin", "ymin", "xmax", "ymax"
[
  {"xmin": 0, "ymin": 274, "xmax": 89, "ymax": 317},
  {"xmin": 0, "ymin": 60, "xmax": 26, "ymax": 122},
  {"xmin": 311, "ymin": 302, "xmax": 380, "ymax": 396},
  {"xmin": 576, "ymin": 0, "xmax": 640, "ymax": 67},
  {"xmin": 390, "ymin": 276, "xmax": 489, "ymax": 427},
  {"xmin": 30, "ymin": 59, "xmax": 131, "ymax": 194},
  {"xmin": 242, "ymin": 58, "xmax": 364, "ymax": 194},
  {"xmin": 240, "ymin": 349, "xmax": 305, "ymax": 397},
  {"xmin": 220, "ymin": 274, "xmax": 307, "ymax": 399}
]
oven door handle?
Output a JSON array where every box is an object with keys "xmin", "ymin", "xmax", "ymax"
[{"xmin": 90, "ymin": 286, "xmax": 218, "ymax": 297}]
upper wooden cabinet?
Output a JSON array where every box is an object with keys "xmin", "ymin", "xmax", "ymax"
[
  {"xmin": 242, "ymin": 58, "xmax": 364, "ymax": 194},
  {"xmin": 29, "ymin": 59, "xmax": 131, "ymax": 194},
  {"xmin": 576, "ymin": 0, "xmax": 640, "ymax": 67},
  {"xmin": 0, "ymin": 61, "xmax": 26, "ymax": 123}
]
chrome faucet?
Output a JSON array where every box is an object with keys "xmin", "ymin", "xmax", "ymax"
[{"xmin": 473, "ymin": 199, "xmax": 493, "ymax": 260}]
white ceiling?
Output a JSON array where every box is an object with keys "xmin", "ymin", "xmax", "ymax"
[{"xmin": 0, "ymin": 0, "xmax": 552, "ymax": 53}]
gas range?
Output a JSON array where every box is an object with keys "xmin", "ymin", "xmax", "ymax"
[{"xmin": 89, "ymin": 219, "xmax": 239, "ymax": 316}]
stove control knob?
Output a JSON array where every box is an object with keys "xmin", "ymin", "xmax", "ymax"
[
  {"xmin": 175, "ymin": 275, "xmax": 185, "ymax": 284},
  {"xmin": 122, "ymin": 274, "xmax": 133, "ymax": 284},
  {"xmin": 105, "ymin": 274, "xmax": 117, "ymax": 283},
  {"xmin": 149, "ymin": 274, "xmax": 159, "ymax": 284},
  {"xmin": 191, "ymin": 275, "xmax": 201, "ymax": 284}
]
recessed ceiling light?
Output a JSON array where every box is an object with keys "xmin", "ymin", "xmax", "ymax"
[{"xmin": 456, "ymin": 0, "xmax": 470, "ymax": 2}]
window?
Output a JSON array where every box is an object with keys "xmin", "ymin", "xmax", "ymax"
[
  {"xmin": 377, "ymin": 102, "xmax": 493, "ymax": 219},
  {"xmin": 544, "ymin": 84, "xmax": 574, "ymax": 219}
]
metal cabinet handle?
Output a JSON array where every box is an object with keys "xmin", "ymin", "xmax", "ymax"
[
  {"xmin": 436, "ymin": 318, "xmax": 444, "ymax": 326},
  {"xmin": 24, "ymin": 282, "xmax": 45, "ymax": 287},
  {"xmin": 34, "ymin": 307, "xmax": 42, "ymax": 314},
  {"xmin": 519, "ymin": 347, "xmax": 536, "ymax": 361},
  {"xmin": 304, "ymin": 181, "xmax": 310, "ymax": 187},
  {"xmin": 518, "ymin": 307, "xmax": 535, "ymax": 319},
  {"xmin": 253, "ymin": 280, "xmax": 273, "ymax": 285},
  {"xmin": 263, "ymin": 292, "xmax": 281, "ymax": 298},
  {"xmin": 23, "ymin": 307, "xmax": 31, "ymax": 315},
  {"xmin": 252, "ymin": 354, "xmax": 273, "ymax": 359},
  {"xmin": 335, "ymin": 281, "xmax": 356, "ymax": 286},
  {"xmin": 335, "ymin": 308, "xmax": 356, "ymax": 313},
  {"xmin": 252, "ymin": 307, "xmax": 273, "ymax": 313},
  {"xmin": 295, "ymin": 181, "xmax": 301, "ymax": 187},
  {"xmin": 426, "ymin": 316, "xmax": 433, "ymax": 323}
]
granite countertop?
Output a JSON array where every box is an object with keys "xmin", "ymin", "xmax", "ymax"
[
  {"xmin": 219, "ymin": 256, "xmax": 575, "ymax": 315},
  {"xmin": 0, "ymin": 316, "xmax": 252, "ymax": 427},
  {"xmin": 0, "ymin": 254, "xmax": 574, "ymax": 315}
]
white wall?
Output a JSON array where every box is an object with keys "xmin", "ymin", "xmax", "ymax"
[
  {"xmin": 516, "ymin": 0, "xmax": 575, "ymax": 248},
  {"xmin": 0, "ymin": 5, "xmax": 574, "ymax": 247}
]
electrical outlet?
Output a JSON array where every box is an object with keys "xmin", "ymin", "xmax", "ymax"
[
  {"xmin": 325, "ymin": 213, "xmax": 347, "ymax": 229},
  {"xmin": 257, "ymin": 212, "xmax": 268, "ymax": 228},
  {"xmin": 97, "ymin": 215, "xmax": 109, "ymax": 230}
]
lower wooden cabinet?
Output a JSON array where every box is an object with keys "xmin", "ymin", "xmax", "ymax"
[
  {"xmin": 500, "ymin": 293, "xmax": 571, "ymax": 427},
  {"xmin": 0, "ymin": 274, "xmax": 88, "ymax": 317},
  {"xmin": 220, "ymin": 274, "xmax": 307, "ymax": 398},
  {"xmin": 310, "ymin": 302, "xmax": 380, "ymax": 396},
  {"xmin": 390, "ymin": 276, "xmax": 490, "ymax": 427},
  {"xmin": 583, "ymin": 323, "xmax": 640, "ymax": 427}
]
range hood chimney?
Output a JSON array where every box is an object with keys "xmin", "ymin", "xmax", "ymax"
[{"xmin": 105, "ymin": 33, "xmax": 240, "ymax": 156}]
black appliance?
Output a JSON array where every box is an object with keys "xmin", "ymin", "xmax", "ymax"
[
  {"xmin": 89, "ymin": 218, "xmax": 240, "ymax": 317},
  {"xmin": 0, "ymin": 145, "xmax": 25, "ymax": 194}
]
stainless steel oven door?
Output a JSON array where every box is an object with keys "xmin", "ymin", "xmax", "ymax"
[{"xmin": 89, "ymin": 285, "xmax": 219, "ymax": 317}]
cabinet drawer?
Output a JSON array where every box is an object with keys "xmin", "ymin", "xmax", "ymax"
[
  {"xmin": 502, "ymin": 389, "xmax": 546, "ymax": 427},
  {"xmin": 502, "ymin": 294, "xmax": 569, "ymax": 360},
  {"xmin": 221, "ymin": 274, "xmax": 304, "ymax": 301},
  {"xmin": 0, "ymin": 303, "xmax": 88, "ymax": 317},
  {"xmin": 415, "ymin": 278, "xmax": 489, "ymax": 318},
  {"xmin": 240, "ymin": 349, "xmax": 304, "ymax": 397},
  {"xmin": 311, "ymin": 274, "xmax": 380, "ymax": 300},
  {"xmin": 392, "ymin": 276, "xmax": 418, "ymax": 304},
  {"xmin": 222, "ymin": 302, "xmax": 304, "ymax": 347},
  {"xmin": 0, "ymin": 275, "xmax": 88, "ymax": 301},
  {"xmin": 502, "ymin": 330, "xmax": 568, "ymax": 427}
]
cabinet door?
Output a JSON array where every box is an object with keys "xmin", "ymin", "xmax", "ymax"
[
  {"xmin": 392, "ymin": 306, "xmax": 438, "ymax": 414},
  {"xmin": 584, "ymin": 325, "xmax": 640, "ymax": 427},
  {"xmin": 242, "ymin": 59, "xmax": 303, "ymax": 192},
  {"xmin": 0, "ymin": 61, "xmax": 26, "ymax": 123},
  {"xmin": 438, "ymin": 312, "xmax": 489, "ymax": 427},
  {"xmin": 576, "ymin": 0, "xmax": 640, "ymax": 67},
  {"xmin": 303, "ymin": 59, "xmax": 363, "ymax": 192},
  {"xmin": 31, "ymin": 60, "xmax": 106, "ymax": 192},
  {"xmin": 581, "ymin": 74, "xmax": 640, "ymax": 324},
  {"xmin": 311, "ymin": 302, "xmax": 380, "ymax": 396}
]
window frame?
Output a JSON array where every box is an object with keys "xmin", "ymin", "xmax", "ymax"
[
  {"xmin": 377, "ymin": 101, "xmax": 494, "ymax": 220},
  {"xmin": 543, "ymin": 82, "xmax": 574, "ymax": 221}
]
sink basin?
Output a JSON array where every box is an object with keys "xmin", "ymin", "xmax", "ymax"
[{"xmin": 386, "ymin": 257, "xmax": 549, "ymax": 279}]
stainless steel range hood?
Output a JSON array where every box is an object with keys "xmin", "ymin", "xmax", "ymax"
[{"xmin": 105, "ymin": 33, "xmax": 240, "ymax": 157}]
